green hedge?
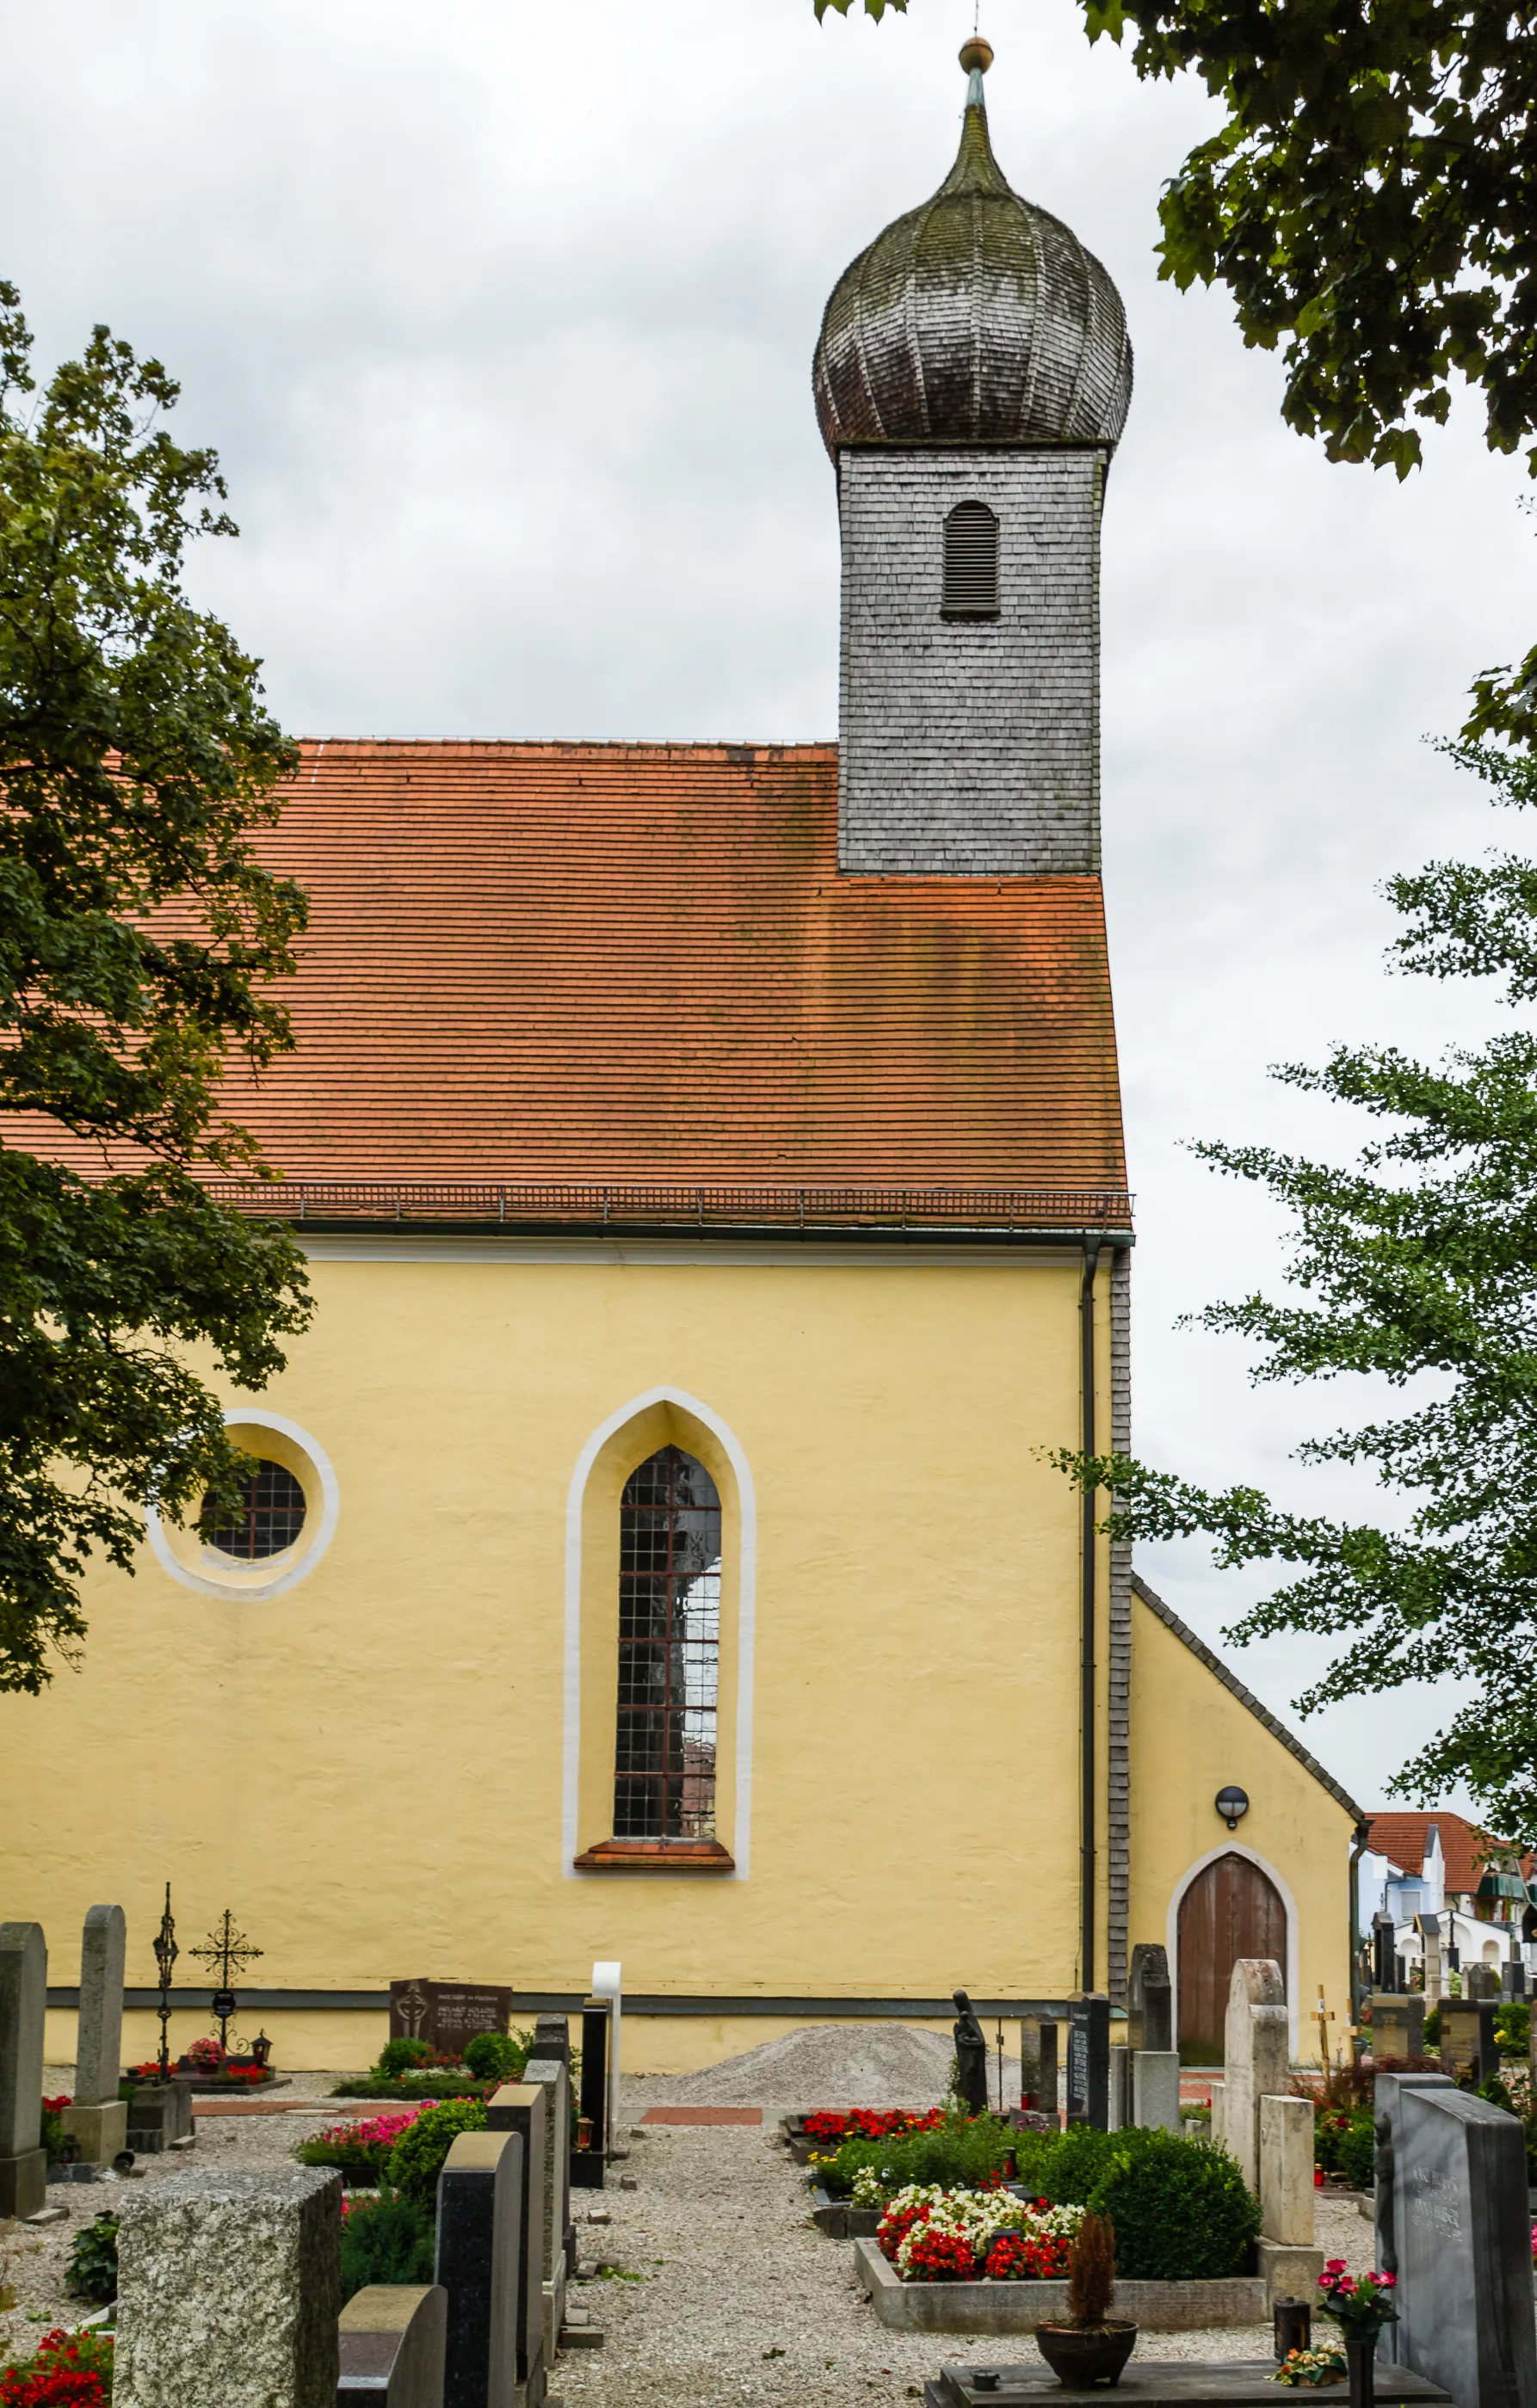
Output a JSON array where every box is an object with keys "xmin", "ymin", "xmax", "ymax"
[
  {"xmin": 340, "ymin": 2192, "xmax": 436, "ymax": 2302},
  {"xmin": 1089, "ymin": 2133, "xmax": 1260, "ymax": 2280},
  {"xmin": 386, "ymin": 2097, "xmax": 489, "ymax": 2208},
  {"xmin": 815, "ymin": 2112, "xmax": 1015, "ymax": 2199}
]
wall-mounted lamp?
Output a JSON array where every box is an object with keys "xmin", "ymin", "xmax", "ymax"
[{"xmin": 1216, "ymin": 1786, "xmax": 1250, "ymax": 1831}]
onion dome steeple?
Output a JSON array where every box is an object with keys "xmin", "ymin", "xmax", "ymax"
[{"xmin": 812, "ymin": 40, "xmax": 1133, "ymax": 457}]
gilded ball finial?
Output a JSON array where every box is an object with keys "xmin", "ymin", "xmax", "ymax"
[{"xmin": 959, "ymin": 35, "xmax": 994, "ymax": 74}]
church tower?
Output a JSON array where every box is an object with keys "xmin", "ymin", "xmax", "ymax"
[{"xmin": 813, "ymin": 40, "xmax": 1132, "ymax": 876}]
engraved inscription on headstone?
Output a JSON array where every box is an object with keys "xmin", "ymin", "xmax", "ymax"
[
  {"xmin": 1066, "ymin": 1994, "xmax": 1109, "ymax": 2129},
  {"xmin": 1392, "ymin": 2082, "xmax": 1537, "ymax": 2408},
  {"xmin": 389, "ymin": 1980, "xmax": 513, "ymax": 2055}
]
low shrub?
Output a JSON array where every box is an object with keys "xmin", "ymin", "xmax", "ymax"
[
  {"xmin": 339, "ymin": 2191, "xmax": 435, "ymax": 2303},
  {"xmin": 1011, "ymin": 2122, "xmax": 1163, "ymax": 2205},
  {"xmin": 1088, "ymin": 2132, "xmax": 1260, "ymax": 2281},
  {"xmin": 463, "ymin": 2030, "xmax": 530, "ymax": 2084},
  {"xmin": 376, "ymin": 2038, "xmax": 438, "ymax": 2077},
  {"xmin": 38, "ymin": 2098, "xmax": 70, "ymax": 2159},
  {"xmin": 386, "ymin": 2097, "xmax": 488, "ymax": 2208},
  {"xmin": 336, "ymin": 2073, "xmax": 488, "ymax": 2103},
  {"xmin": 65, "ymin": 2214, "xmax": 120, "ymax": 2306},
  {"xmin": 1421, "ymin": 2007, "xmax": 1440, "ymax": 2050},
  {"xmin": 1496, "ymin": 2002, "xmax": 1529, "ymax": 2059},
  {"xmin": 0, "ymin": 2326, "xmax": 114, "ymax": 2406}
]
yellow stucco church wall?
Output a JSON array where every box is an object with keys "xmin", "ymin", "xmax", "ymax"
[
  {"xmin": 9, "ymin": 1239, "xmax": 1108, "ymax": 2073},
  {"xmin": 1127, "ymin": 1588, "xmax": 1357, "ymax": 2066}
]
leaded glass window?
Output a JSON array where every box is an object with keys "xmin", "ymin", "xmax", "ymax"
[
  {"xmin": 614, "ymin": 1445, "xmax": 720, "ymax": 1840},
  {"xmin": 201, "ymin": 1463, "xmax": 306, "ymax": 1561}
]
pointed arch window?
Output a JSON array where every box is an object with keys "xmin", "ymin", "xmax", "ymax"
[
  {"xmin": 613, "ymin": 1445, "xmax": 721, "ymax": 1841},
  {"xmin": 941, "ymin": 499, "xmax": 1000, "ymax": 619}
]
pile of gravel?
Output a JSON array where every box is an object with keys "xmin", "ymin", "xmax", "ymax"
[{"xmin": 623, "ymin": 2022, "xmax": 1022, "ymax": 2113}]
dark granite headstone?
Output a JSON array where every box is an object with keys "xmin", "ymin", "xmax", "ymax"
[
  {"xmin": 1066, "ymin": 1994, "xmax": 1110, "ymax": 2129},
  {"xmin": 532, "ymin": 2014, "xmax": 569, "ymax": 2064},
  {"xmin": 1500, "ymin": 1960, "xmax": 1527, "ymax": 2001},
  {"xmin": 390, "ymin": 1980, "xmax": 513, "ymax": 2055},
  {"xmin": 1373, "ymin": 1914, "xmax": 1397, "ymax": 1993},
  {"xmin": 1371, "ymin": 1993, "xmax": 1425, "ymax": 2062},
  {"xmin": 573, "ymin": 1996, "xmax": 608, "ymax": 2188},
  {"xmin": 485, "ymin": 2085, "xmax": 547, "ymax": 2395},
  {"xmin": 1018, "ymin": 2017, "xmax": 1059, "ymax": 2115},
  {"xmin": 436, "ymin": 2128, "xmax": 522, "ymax": 2408},
  {"xmin": 1393, "ymin": 2082, "xmax": 1537, "ymax": 2408},
  {"xmin": 1129, "ymin": 1944, "xmax": 1173, "ymax": 2054},
  {"xmin": 337, "ymin": 2283, "xmax": 448, "ymax": 2406},
  {"xmin": 1439, "ymin": 1998, "xmax": 1497, "ymax": 2085}
]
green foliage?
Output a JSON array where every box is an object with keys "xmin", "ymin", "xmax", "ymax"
[
  {"xmin": 1336, "ymin": 2115, "xmax": 1378, "ymax": 2190},
  {"xmin": 1495, "ymin": 2000, "xmax": 1529, "ymax": 2056},
  {"xmin": 386, "ymin": 2097, "xmax": 488, "ymax": 2209},
  {"xmin": 336, "ymin": 2073, "xmax": 488, "ymax": 2103},
  {"xmin": 66, "ymin": 2210, "xmax": 120, "ymax": 2306},
  {"xmin": 812, "ymin": 0, "xmax": 907, "ymax": 16},
  {"xmin": 0, "ymin": 285, "xmax": 311, "ymax": 1691},
  {"xmin": 1088, "ymin": 2132, "xmax": 1260, "ymax": 2281},
  {"xmin": 38, "ymin": 2102, "xmax": 68, "ymax": 2157},
  {"xmin": 463, "ymin": 2029, "xmax": 530, "ymax": 2083},
  {"xmin": 376, "ymin": 2039, "xmax": 435, "ymax": 2077},
  {"xmin": 817, "ymin": 2110, "xmax": 1014, "ymax": 2198},
  {"xmin": 1423, "ymin": 2006, "xmax": 1441, "ymax": 2049},
  {"xmin": 1012, "ymin": 2121, "xmax": 1160, "ymax": 2205},
  {"xmin": 1055, "ymin": 741, "xmax": 1537, "ymax": 1838},
  {"xmin": 340, "ymin": 2192, "xmax": 435, "ymax": 2304}
]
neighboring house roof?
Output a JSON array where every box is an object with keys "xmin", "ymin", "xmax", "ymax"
[
  {"xmin": 15, "ymin": 740, "xmax": 1130, "ymax": 1225},
  {"xmin": 1131, "ymin": 1573, "xmax": 1366, "ymax": 1824},
  {"xmin": 1365, "ymin": 1810, "xmax": 1533, "ymax": 1894}
]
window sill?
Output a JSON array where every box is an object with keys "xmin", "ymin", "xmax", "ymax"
[{"xmin": 572, "ymin": 1839, "xmax": 736, "ymax": 1875}]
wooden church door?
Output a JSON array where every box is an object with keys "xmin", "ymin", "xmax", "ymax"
[{"xmin": 1176, "ymin": 1852, "xmax": 1287, "ymax": 2064}]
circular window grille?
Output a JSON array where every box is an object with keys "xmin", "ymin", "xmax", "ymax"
[{"xmin": 201, "ymin": 1462, "xmax": 307, "ymax": 1561}]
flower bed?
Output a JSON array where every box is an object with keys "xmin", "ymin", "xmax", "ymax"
[
  {"xmin": 876, "ymin": 2186, "xmax": 1081, "ymax": 2282},
  {"xmin": 0, "ymin": 2326, "xmax": 114, "ymax": 2406},
  {"xmin": 802, "ymin": 2111, "xmax": 946, "ymax": 2146},
  {"xmin": 297, "ymin": 2109, "xmax": 430, "ymax": 2176}
]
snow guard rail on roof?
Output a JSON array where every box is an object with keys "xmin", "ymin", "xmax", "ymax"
[{"xmin": 207, "ymin": 1181, "xmax": 1134, "ymax": 1239}]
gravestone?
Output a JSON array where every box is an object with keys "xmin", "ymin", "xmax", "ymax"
[
  {"xmin": 531, "ymin": 2014, "xmax": 569, "ymax": 2065},
  {"xmin": 1417, "ymin": 1916, "xmax": 1442, "ymax": 2006},
  {"xmin": 0, "ymin": 1920, "xmax": 46, "ymax": 2219},
  {"xmin": 114, "ymin": 2164, "xmax": 341, "ymax": 2408},
  {"xmin": 590, "ymin": 1961, "xmax": 621, "ymax": 2153},
  {"xmin": 1066, "ymin": 1994, "xmax": 1109, "ymax": 2128},
  {"xmin": 389, "ymin": 1980, "xmax": 513, "ymax": 2056},
  {"xmin": 1392, "ymin": 2082, "xmax": 1537, "ymax": 2408},
  {"xmin": 436, "ymin": 2128, "xmax": 524, "ymax": 2408},
  {"xmin": 1128, "ymin": 1944, "xmax": 1173, "ymax": 2051},
  {"xmin": 1255, "ymin": 2093, "xmax": 1322, "ymax": 2306},
  {"xmin": 1371, "ymin": 1992, "xmax": 1425, "ymax": 2062},
  {"xmin": 523, "ymin": 2054, "xmax": 574, "ymax": 2325},
  {"xmin": 1500, "ymin": 1959, "xmax": 1526, "ymax": 2001},
  {"xmin": 575, "ymin": 1997, "xmax": 608, "ymax": 2186},
  {"xmin": 1373, "ymin": 2067, "xmax": 1454, "ymax": 2318},
  {"xmin": 1464, "ymin": 1962, "xmax": 1500, "ymax": 2003},
  {"xmin": 1222, "ymin": 1958, "xmax": 1288, "ymax": 2192},
  {"xmin": 485, "ymin": 2085, "xmax": 548, "ymax": 2395},
  {"xmin": 1018, "ymin": 2017, "xmax": 1059, "ymax": 2116},
  {"xmin": 1373, "ymin": 1913, "xmax": 1397, "ymax": 1993},
  {"xmin": 1439, "ymin": 1998, "xmax": 1497, "ymax": 2086},
  {"xmin": 1131, "ymin": 2048, "xmax": 1181, "ymax": 2133},
  {"xmin": 65, "ymin": 1904, "xmax": 128, "ymax": 2167},
  {"xmin": 337, "ymin": 2284, "xmax": 448, "ymax": 2407}
]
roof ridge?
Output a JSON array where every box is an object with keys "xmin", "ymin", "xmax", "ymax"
[{"xmin": 1131, "ymin": 1571, "xmax": 1366, "ymax": 1825}]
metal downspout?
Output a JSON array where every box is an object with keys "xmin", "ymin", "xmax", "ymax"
[
  {"xmin": 1081, "ymin": 1235, "xmax": 1102, "ymax": 1992},
  {"xmin": 1349, "ymin": 1817, "xmax": 1372, "ymax": 2055}
]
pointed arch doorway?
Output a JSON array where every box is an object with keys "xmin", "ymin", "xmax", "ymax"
[{"xmin": 1176, "ymin": 1851, "xmax": 1287, "ymax": 2064}]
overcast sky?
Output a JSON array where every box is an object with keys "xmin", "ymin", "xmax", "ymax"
[{"xmin": 6, "ymin": 0, "xmax": 1532, "ymax": 1824}]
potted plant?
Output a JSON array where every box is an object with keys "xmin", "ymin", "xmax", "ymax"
[
  {"xmin": 1033, "ymin": 2210, "xmax": 1137, "ymax": 2389},
  {"xmin": 1317, "ymin": 2260, "xmax": 1398, "ymax": 2408}
]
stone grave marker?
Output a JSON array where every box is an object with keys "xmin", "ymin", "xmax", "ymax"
[
  {"xmin": 1017, "ymin": 2017, "xmax": 1059, "ymax": 2116},
  {"xmin": 590, "ymin": 1962, "xmax": 621, "ymax": 2154},
  {"xmin": 523, "ymin": 2054, "xmax": 573, "ymax": 2325},
  {"xmin": 65, "ymin": 1904, "xmax": 127, "ymax": 2167},
  {"xmin": 1066, "ymin": 1993, "xmax": 1109, "ymax": 2128},
  {"xmin": 114, "ymin": 2163, "xmax": 341, "ymax": 2408},
  {"xmin": 1221, "ymin": 1958, "xmax": 1287, "ymax": 2193},
  {"xmin": 338, "ymin": 2283, "xmax": 448, "ymax": 2408},
  {"xmin": 1439, "ymin": 1998, "xmax": 1497, "ymax": 2086},
  {"xmin": 0, "ymin": 1921, "xmax": 46, "ymax": 2219},
  {"xmin": 1373, "ymin": 1913, "xmax": 1396, "ymax": 1992},
  {"xmin": 436, "ymin": 2127, "xmax": 526, "ymax": 2408},
  {"xmin": 1371, "ymin": 1992, "xmax": 1425, "ymax": 2062},
  {"xmin": 1500, "ymin": 1959, "xmax": 1526, "ymax": 2000},
  {"xmin": 1464, "ymin": 1962, "xmax": 1500, "ymax": 2003},
  {"xmin": 389, "ymin": 1980, "xmax": 513, "ymax": 2056},
  {"xmin": 1255, "ymin": 2094, "xmax": 1322, "ymax": 2309},
  {"xmin": 1392, "ymin": 2081, "xmax": 1537, "ymax": 2408},
  {"xmin": 485, "ymin": 2084, "xmax": 547, "ymax": 2391},
  {"xmin": 1128, "ymin": 1943, "xmax": 1177, "ymax": 2131},
  {"xmin": 575, "ymin": 1997, "xmax": 609, "ymax": 2185},
  {"xmin": 1417, "ymin": 1915, "xmax": 1442, "ymax": 2005},
  {"xmin": 532, "ymin": 2013, "xmax": 569, "ymax": 2065}
]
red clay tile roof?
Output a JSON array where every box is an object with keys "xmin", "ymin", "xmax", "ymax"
[
  {"xmin": 13, "ymin": 740, "xmax": 1129, "ymax": 1216},
  {"xmin": 1366, "ymin": 1811, "xmax": 1532, "ymax": 1894}
]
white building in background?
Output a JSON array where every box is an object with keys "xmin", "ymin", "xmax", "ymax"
[{"xmin": 1363, "ymin": 1810, "xmax": 1536, "ymax": 1980}]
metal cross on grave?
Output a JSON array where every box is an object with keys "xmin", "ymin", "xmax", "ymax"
[
  {"xmin": 1314, "ymin": 1991, "xmax": 1336, "ymax": 2069},
  {"xmin": 191, "ymin": 1910, "xmax": 263, "ymax": 2054}
]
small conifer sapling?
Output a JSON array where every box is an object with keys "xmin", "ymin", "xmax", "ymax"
[{"xmin": 1066, "ymin": 2210, "xmax": 1117, "ymax": 2329}]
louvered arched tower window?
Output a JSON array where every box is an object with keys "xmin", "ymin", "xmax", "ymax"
[
  {"xmin": 941, "ymin": 500, "xmax": 1000, "ymax": 620},
  {"xmin": 614, "ymin": 1445, "xmax": 721, "ymax": 1839}
]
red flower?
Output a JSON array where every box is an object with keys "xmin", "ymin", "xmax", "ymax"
[
  {"xmin": 903, "ymin": 2227, "xmax": 978, "ymax": 2284},
  {"xmin": 0, "ymin": 2327, "xmax": 112, "ymax": 2407}
]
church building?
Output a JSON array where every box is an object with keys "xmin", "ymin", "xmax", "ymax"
[{"xmin": 3, "ymin": 44, "xmax": 1363, "ymax": 2075}]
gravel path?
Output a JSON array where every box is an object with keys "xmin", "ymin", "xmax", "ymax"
[{"xmin": 557, "ymin": 2119, "xmax": 1373, "ymax": 2408}]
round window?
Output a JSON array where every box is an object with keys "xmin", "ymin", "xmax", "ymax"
[{"xmin": 200, "ymin": 1462, "xmax": 307, "ymax": 1561}]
